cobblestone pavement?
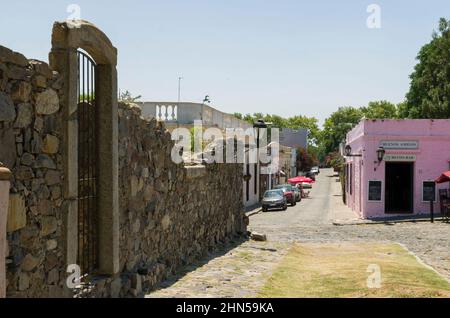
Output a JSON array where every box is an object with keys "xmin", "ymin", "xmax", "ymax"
[
  {"xmin": 250, "ymin": 169, "xmax": 450, "ymax": 281},
  {"xmin": 147, "ymin": 169, "xmax": 449, "ymax": 298},
  {"xmin": 146, "ymin": 240, "xmax": 289, "ymax": 298}
]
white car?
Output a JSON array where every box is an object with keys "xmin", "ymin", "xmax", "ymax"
[
  {"xmin": 310, "ymin": 166, "xmax": 320, "ymax": 175},
  {"xmin": 300, "ymin": 182, "xmax": 312, "ymax": 189}
]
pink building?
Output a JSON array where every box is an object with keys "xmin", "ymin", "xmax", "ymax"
[{"xmin": 345, "ymin": 119, "xmax": 450, "ymax": 219}]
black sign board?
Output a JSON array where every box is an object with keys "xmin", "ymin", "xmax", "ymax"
[
  {"xmin": 423, "ymin": 181, "xmax": 436, "ymax": 202},
  {"xmin": 368, "ymin": 181, "xmax": 382, "ymax": 201}
]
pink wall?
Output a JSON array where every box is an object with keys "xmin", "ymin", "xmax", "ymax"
[
  {"xmin": 0, "ymin": 179, "xmax": 10, "ymax": 298},
  {"xmin": 346, "ymin": 120, "xmax": 450, "ymax": 219}
]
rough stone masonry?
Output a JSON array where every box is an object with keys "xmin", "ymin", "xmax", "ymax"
[{"xmin": 0, "ymin": 43, "xmax": 246, "ymax": 298}]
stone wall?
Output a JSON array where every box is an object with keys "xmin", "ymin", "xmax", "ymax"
[
  {"xmin": 1, "ymin": 44, "xmax": 246, "ymax": 298},
  {"xmin": 84, "ymin": 103, "xmax": 245, "ymax": 297},
  {"xmin": 0, "ymin": 45, "xmax": 68, "ymax": 297}
]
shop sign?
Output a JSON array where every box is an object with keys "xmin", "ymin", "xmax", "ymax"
[
  {"xmin": 384, "ymin": 154, "xmax": 416, "ymax": 162},
  {"xmin": 380, "ymin": 140, "xmax": 418, "ymax": 149}
]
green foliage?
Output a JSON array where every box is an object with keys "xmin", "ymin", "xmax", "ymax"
[
  {"xmin": 296, "ymin": 147, "xmax": 318, "ymax": 172},
  {"xmin": 233, "ymin": 113, "xmax": 320, "ymax": 146},
  {"xmin": 361, "ymin": 101, "xmax": 398, "ymax": 119},
  {"xmin": 405, "ymin": 18, "xmax": 450, "ymax": 118},
  {"xmin": 320, "ymin": 106, "xmax": 363, "ymax": 157},
  {"xmin": 233, "ymin": 113, "xmax": 243, "ymax": 120},
  {"xmin": 119, "ymin": 90, "xmax": 142, "ymax": 103},
  {"xmin": 287, "ymin": 116, "xmax": 321, "ymax": 146},
  {"xmin": 79, "ymin": 93, "xmax": 95, "ymax": 102},
  {"xmin": 190, "ymin": 127, "xmax": 206, "ymax": 152}
]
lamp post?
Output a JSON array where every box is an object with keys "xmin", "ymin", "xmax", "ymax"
[
  {"xmin": 177, "ymin": 76, "xmax": 183, "ymax": 104},
  {"xmin": 254, "ymin": 120, "xmax": 268, "ymax": 199}
]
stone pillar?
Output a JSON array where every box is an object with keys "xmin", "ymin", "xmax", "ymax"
[
  {"xmin": 0, "ymin": 164, "xmax": 11, "ymax": 298},
  {"xmin": 96, "ymin": 64, "xmax": 119, "ymax": 275}
]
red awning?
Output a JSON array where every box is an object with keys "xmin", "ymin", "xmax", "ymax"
[
  {"xmin": 288, "ymin": 176, "xmax": 314, "ymax": 184},
  {"xmin": 435, "ymin": 171, "xmax": 450, "ymax": 184}
]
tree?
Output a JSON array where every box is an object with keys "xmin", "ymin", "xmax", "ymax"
[
  {"xmin": 361, "ymin": 100, "xmax": 398, "ymax": 119},
  {"xmin": 263, "ymin": 114, "xmax": 287, "ymax": 129},
  {"xmin": 119, "ymin": 90, "xmax": 142, "ymax": 103},
  {"xmin": 396, "ymin": 101, "xmax": 409, "ymax": 118},
  {"xmin": 232, "ymin": 113, "xmax": 319, "ymax": 146},
  {"xmin": 286, "ymin": 116, "xmax": 320, "ymax": 146},
  {"xmin": 405, "ymin": 18, "xmax": 450, "ymax": 118},
  {"xmin": 296, "ymin": 147, "xmax": 318, "ymax": 173},
  {"xmin": 320, "ymin": 106, "xmax": 363, "ymax": 156},
  {"xmin": 233, "ymin": 113, "xmax": 243, "ymax": 120}
]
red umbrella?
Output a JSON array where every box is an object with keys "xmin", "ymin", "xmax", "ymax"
[
  {"xmin": 435, "ymin": 171, "xmax": 450, "ymax": 184},
  {"xmin": 288, "ymin": 176, "xmax": 314, "ymax": 184}
]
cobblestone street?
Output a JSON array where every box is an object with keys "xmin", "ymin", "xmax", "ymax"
[
  {"xmin": 147, "ymin": 169, "xmax": 450, "ymax": 298},
  {"xmin": 147, "ymin": 240, "xmax": 289, "ymax": 298}
]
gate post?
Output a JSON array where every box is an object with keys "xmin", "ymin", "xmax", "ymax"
[
  {"xmin": 50, "ymin": 21, "xmax": 120, "ymax": 277},
  {"xmin": 0, "ymin": 164, "xmax": 11, "ymax": 298}
]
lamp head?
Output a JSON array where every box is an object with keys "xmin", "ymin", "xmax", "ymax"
[
  {"xmin": 344, "ymin": 145, "xmax": 352, "ymax": 157},
  {"xmin": 377, "ymin": 147, "xmax": 385, "ymax": 162}
]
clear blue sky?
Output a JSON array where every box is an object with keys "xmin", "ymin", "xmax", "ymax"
[{"xmin": 1, "ymin": 0, "xmax": 449, "ymax": 124}]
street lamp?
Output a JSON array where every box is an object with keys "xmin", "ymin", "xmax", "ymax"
[
  {"xmin": 344, "ymin": 145, "xmax": 352, "ymax": 157},
  {"xmin": 344, "ymin": 145, "xmax": 362, "ymax": 157},
  {"xmin": 376, "ymin": 147, "xmax": 385, "ymax": 163},
  {"xmin": 254, "ymin": 120, "xmax": 268, "ymax": 198}
]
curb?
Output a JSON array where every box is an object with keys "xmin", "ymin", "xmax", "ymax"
[
  {"xmin": 397, "ymin": 242, "xmax": 450, "ymax": 284},
  {"xmin": 333, "ymin": 217, "xmax": 447, "ymax": 226},
  {"xmin": 246, "ymin": 209, "xmax": 262, "ymax": 218}
]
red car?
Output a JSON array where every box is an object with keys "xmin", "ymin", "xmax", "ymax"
[{"xmin": 274, "ymin": 184, "xmax": 297, "ymax": 206}]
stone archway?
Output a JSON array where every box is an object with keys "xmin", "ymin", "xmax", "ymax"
[{"xmin": 49, "ymin": 20, "xmax": 119, "ymax": 276}]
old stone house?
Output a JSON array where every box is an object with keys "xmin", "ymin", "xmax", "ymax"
[{"xmin": 0, "ymin": 20, "xmax": 246, "ymax": 298}]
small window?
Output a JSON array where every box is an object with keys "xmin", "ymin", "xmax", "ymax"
[
  {"xmin": 368, "ymin": 180, "xmax": 382, "ymax": 202},
  {"xmin": 422, "ymin": 181, "xmax": 436, "ymax": 202}
]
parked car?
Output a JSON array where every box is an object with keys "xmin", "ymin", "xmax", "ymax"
[
  {"xmin": 274, "ymin": 184, "xmax": 296, "ymax": 206},
  {"xmin": 303, "ymin": 171, "xmax": 316, "ymax": 181},
  {"xmin": 311, "ymin": 166, "xmax": 320, "ymax": 175},
  {"xmin": 300, "ymin": 182, "xmax": 313, "ymax": 189},
  {"xmin": 262, "ymin": 190, "xmax": 287, "ymax": 212},
  {"xmin": 292, "ymin": 187, "xmax": 302, "ymax": 202}
]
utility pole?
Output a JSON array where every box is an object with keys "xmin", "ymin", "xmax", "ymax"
[{"xmin": 177, "ymin": 77, "xmax": 183, "ymax": 104}]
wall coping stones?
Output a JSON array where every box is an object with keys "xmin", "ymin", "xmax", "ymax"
[{"xmin": 0, "ymin": 45, "xmax": 28, "ymax": 67}]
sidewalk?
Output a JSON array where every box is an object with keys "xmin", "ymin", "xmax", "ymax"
[
  {"xmin": 330, "ymin": 177, "xmax": 445, "ymax": 225},
  {"xmin": 329, "ymin": 176, "xmax": 363, "ymax": 224}
]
